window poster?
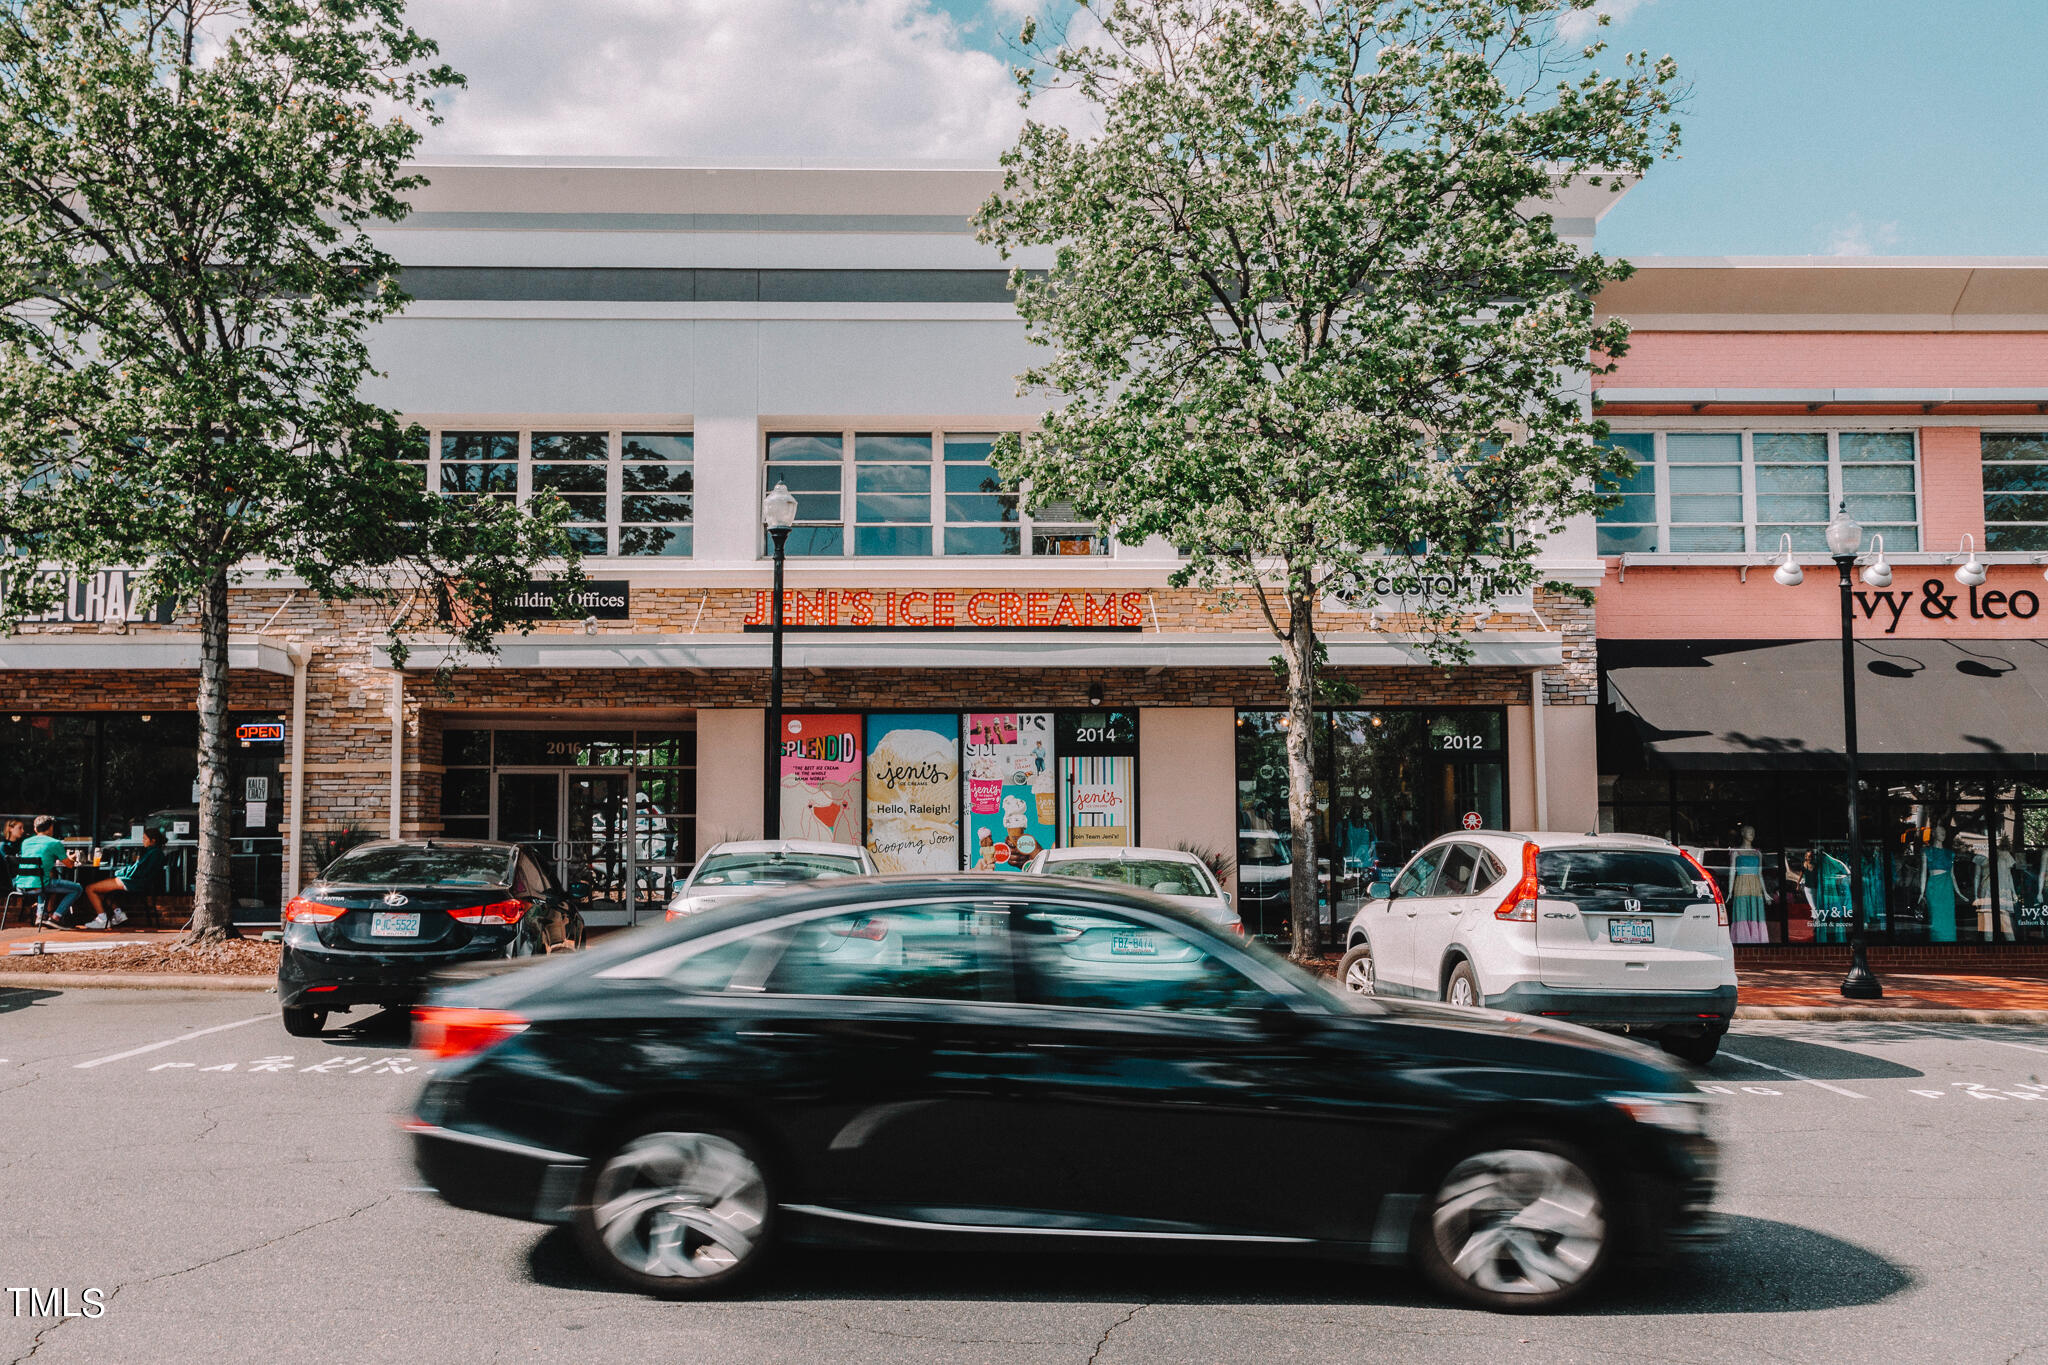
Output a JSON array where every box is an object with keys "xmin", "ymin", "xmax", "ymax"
[
  {"xmin": 964, "ymin": 713, "xmax": 1056, "ymax": 870},
  {"xmin": 864, "ymin": 714, "xmax": 960, "ymax": 873},
  {"xmin": 1058, "ymin": 711, "xmax": 1138, "ymax": 849},
  {"xmin": 780, "ymin": 714, "xmax": 863, "ymax": 846}
]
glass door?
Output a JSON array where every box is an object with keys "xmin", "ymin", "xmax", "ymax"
[
  {"xmin": 496, "ymin": 771, "xmax": 561, "ymax": 870},
  {"xmin": 566, "ymin": 770, "xmax": 633, "ymax": 924}
]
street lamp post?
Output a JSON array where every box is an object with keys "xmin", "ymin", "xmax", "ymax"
[
  {"xmin": 762, "ymin": 482, "xmax": 798, "ymax": 839},
  {"xmin": 1776, "ymin": 503, "xmax": 1882, "ymax": 999}
]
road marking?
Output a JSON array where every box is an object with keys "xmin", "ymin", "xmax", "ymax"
[
  {"xmin": 1972, "ymin": 1037, "xmax": 2048, "ymax": 1057},
  {"xmin": 73, "ymin": 1014, "xmax": 272, "ymax": 1070},
  {"xmin": 1719, "ymin": 1049, "xmax": 1869, "ymax": 1099}
]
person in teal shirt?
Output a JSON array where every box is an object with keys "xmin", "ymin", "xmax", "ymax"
[
  {"xmin": 81, "ymin": 826, "xmax": 168, "ymax": 928},
  {"xmin": 15, "ymin": 815, "xmax": 84, "ymax": 927}
]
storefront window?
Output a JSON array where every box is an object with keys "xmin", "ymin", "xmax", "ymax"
[{"xmin": 1235, "ymin": 707, "xmax": 1507, "ymax": 943}]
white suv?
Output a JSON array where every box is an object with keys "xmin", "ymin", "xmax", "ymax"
[{"xmin": 1337, "ymin": 831, "xmax": 1737, "ymax": 1064}]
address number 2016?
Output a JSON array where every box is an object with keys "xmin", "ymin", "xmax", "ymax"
[{"xmin": 1436, "ymin": 734, "xmax": 1487, "ymax": 751}]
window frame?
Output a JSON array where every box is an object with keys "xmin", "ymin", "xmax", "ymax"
[
  {"xmin": 1982, "ymin": 431, "xmax": 2048, "ymax": 552},
  {"xmin": 1599, "ymin": 428, "xmax": 1923, "ymax": 556},
  {"xmin": 423, "ymin": 427, "xmax": 694, "ymax": 560}
]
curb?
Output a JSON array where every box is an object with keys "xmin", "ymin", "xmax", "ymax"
[
  {"xmin": 0, "ymin": 972, "xmax": 274, "ymax": 992},
  {"xmin": 1736, "ymin": 1004, "xmax": 2048, "ymax": 1024}
]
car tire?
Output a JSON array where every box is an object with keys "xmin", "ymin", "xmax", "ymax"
[
  {"xmin": 574, "ymin": 1114, "xmax": 775, "ymax": 1299},
  {"xmin": 280, "ymin": 1006, "xmax": 327, "ymax": 1037},
  {"xmin": 1445, "ymin": 960, "xmax": 1482, "ymax": 1008},
  {"xmin": 1660, "ymin": 1027, "xmax": 1725, "ymax": 1066},
  {"xmin": 1337, "ymin": 943, "xmax": 1377, "ymax": 996},
  {"xmin": 1417, "ymin": 1133, "xmax": 1614, "ymax": 1312}
]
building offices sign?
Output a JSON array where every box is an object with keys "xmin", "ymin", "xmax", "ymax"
[
  {"xmin": 743, "ymin": 589, "xmax": 1148, "ymax": 630},
  {"xmin": 1, "ymin": 569, "xmax": 176, "ymax": 625},
  {"xmin": 503, "ymin": 579, "xmax": 631, "ymax": 621}
]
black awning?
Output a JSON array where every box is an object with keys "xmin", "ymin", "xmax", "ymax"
[{"xmin": 1601, "ymin": 638, "xmax": 2048, "ymax": 772}]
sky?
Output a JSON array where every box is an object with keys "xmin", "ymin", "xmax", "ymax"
[{"xmin": 413, "ymin": 0, "xmax": 2048, "ymax": 259}]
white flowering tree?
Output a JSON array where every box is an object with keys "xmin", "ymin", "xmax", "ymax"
[{"xmin": 978, "ymin": 0, "xmax": 1679, "ymax": 961}]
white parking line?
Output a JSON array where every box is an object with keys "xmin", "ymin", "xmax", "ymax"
[
  {"xmin": 1719, "ymin": 1049, "xmax": 1869, "ymax": 1099},
  {"xmin": 73, "ymin": 1014, "xmax": 272, "ymax": 1070},
  {"xmin": 1972, "ymin": 1037, "xmax": 2048, "ymax": 1057}
]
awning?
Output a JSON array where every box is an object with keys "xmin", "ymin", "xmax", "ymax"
[
  {"xmin": 1603, "ymin": 638, "xmax": 2048, "ymax": 772},
  {"xmin": 0, "ymin": 634, "xmax": 299, "ymax": 676}
]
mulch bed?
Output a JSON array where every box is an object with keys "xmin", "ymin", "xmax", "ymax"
[{"xmin": 1, "ymin": 937, "xmax": 280, "ymax": 975}]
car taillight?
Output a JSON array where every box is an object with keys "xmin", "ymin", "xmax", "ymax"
[
  {"xmin": 1680, "ymin": 849, "xmax": 1729, "ymax": 927},
  {"xmin": 447, "ymin": 900, "xmax": 524, "ymax": 925},
  {"xmin": 412, "ymin": 1006, "xmax": 529, "ymax": 1059},
  {"xmin": 1495, "ymin": 842, "xmax": 1541, "ymax": 921},
  {"xmin": 831, "ymin": 916, "xmax": 888, "ymax": 941},
  {"xmin": 1231, "ymin": 923, "xmax": 1246, "ymax": 937},
  {"xmin": 284, "ymin": 896, "xmax": 345, "ymax": 923}
]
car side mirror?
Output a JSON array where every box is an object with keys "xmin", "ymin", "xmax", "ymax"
[
  {"xmin": 1368, "ymin": 880, "xmax": 1393, "ymax": 900},
  {"xmin": 1223, "ymin": 891, "xmax": 1233, "ymax": 908},
  {"xmin": 567, "ymin": 880, "xmax": 592, "ymax": 900}
]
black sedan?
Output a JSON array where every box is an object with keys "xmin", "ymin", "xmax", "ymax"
[
  {"xmin": 278, "ymin": 839, "xmax": 584, "ymax": 1036},
  {"xmin": 405, "ymin": 875, "xmax": 1720, "ymax": 1312}
]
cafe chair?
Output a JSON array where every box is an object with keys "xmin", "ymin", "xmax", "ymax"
[{"xmin": 0, "ymin": 856, "xmax": 51, "ymax": 931}]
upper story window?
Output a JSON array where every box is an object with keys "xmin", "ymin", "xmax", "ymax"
[
  {"xmin": 1597, "ymin": 430, "xmax": 1920, "ymax": 555},
  {"xmin": 1983, "ymin": 433, "xmax": 2048, "ymax": 551},
  {"xmin": 431, "ymin": 430, "xmax": 692, "ymax": 557},
  {"xmin": 764, "ymin": 429, "xmax": 1101, "ymax": 558}
]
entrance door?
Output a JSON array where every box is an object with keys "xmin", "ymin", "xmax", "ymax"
[
  {"xmin": 565, "ymin": 771, "xmax": 632, "ymax": 923},
  {"xmin": 496, "ymin": 772, "xmax": 561, "ymax": 870}
]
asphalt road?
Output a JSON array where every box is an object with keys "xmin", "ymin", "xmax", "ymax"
[{"xmin": 3, "ymin": 986, "xmax": 2045, "ymax": 1365}]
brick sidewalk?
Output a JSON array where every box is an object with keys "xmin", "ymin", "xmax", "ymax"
[{"xmin": 1739, "ymin": 968, "xmax": 2048, "ymax": 1012}]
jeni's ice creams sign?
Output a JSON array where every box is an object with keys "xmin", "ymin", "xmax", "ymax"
[
  {"xmin": 864, "ymin": 716, "xmax": 960, "ymax": 874},
  {"xmin": 780, "ymin": 715, "xmax": 862, "ymax": 847},
  {"xmin": 745, "ymin": 589, "xmax": 1148, "ymax": 629}
]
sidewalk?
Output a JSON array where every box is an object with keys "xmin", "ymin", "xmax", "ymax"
[{"xmin": 1738, "ymin": 967, "xmax": 2048, "ymax": 1014}]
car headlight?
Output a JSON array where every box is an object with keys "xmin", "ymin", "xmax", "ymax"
[{"xmin": 1606, "ymin": 1091, "xmax": 1713, "ymax": 1136}]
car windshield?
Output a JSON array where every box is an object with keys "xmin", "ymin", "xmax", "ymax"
[
  {"xmin": 1052, "ymin": 858, "xmax": 1217, "ymax": 898},
  {"xmin": 692, "ymin": 852, "xmax": 866, "ymax": 887},
  {"xmin": 324, "ymin": 844, "xmax": 514, "ymax": 888},
  {"xmin": 1536, "ymin": 849, "xmax": 1697, "ymax": 895},
  {"xmin": 1241, "ymin": 832, "xmax": 1291, "ymax": 865}
]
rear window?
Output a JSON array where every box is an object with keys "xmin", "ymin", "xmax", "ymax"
[
  {"xmin": 693, "ymin": 852, "xmax": 866, "ymax": 887},
  {"xmin": 1050, "ymin": 859, "xmax": 1218, "ymax": 898},
  {"xmin": 324, "ymin": 843, "xmax": 514, "ymax": 888},
  {"xmin": 1536, "ymin": 849, "xmax": 1696, "ymax": 895}
]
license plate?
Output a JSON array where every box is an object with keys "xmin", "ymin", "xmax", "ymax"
[
  {"xmin": 1110, "ymin": 933, "xmax": 1158, "ymax": 956},
  {"xmin": 370, "ymin": 911, "xmax": 421, "ymax": 938},
  {"xmin": 1609, "ymin": 918, "xmax": 1654, "ymax": 944}
]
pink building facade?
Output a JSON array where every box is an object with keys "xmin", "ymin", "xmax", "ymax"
[{"xmin": 1590, "ymin": 260, "xmax": 2048, "ymax": 950}]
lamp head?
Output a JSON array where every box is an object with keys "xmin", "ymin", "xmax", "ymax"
[
  {"xmin": 762, "ymin": 482, "xmax": 798, "ymax": 531},
  {"xmin": 1861, "ymin": 534, "xmax": 1892, "ymax": 589},
  {"xmin": 1955, "ymin": 534, "xmax": 1987, "ymax": 588},
  {"xmin": 1824, "ymin": 501, "xmax": 1863, "ymax": 558},
  {"xmin": 1772, "ymin": 532, "xmax": 1804, "ymax": 587}
]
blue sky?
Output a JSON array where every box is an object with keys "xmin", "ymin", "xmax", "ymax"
[
  {"xmin": 930, "ymin": 0, "xmax": 2048, "ymax": 259},
  {"xmin": 422, "ymin": 0, "xmax": 2048, "ymax": 260}
]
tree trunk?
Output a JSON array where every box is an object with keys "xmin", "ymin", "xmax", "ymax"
[
  {"xmin": 1284, "ymin": 588, "xmax": 1320, "ymax": 964},
  {"xmin": 188, "ymin": 567, "xmax": 238, "ymax": 941}
]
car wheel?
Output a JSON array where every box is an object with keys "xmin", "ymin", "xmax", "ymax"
[
  {"xmin": 1660, "ymin": 1027, "xmax": 1725, "ymax": 1066},
  {"xmin": 1445, "ymin": 960, "xmax": 1481, "ymax": 1008},
  {"xmin": 1338, "ymin": 943, "xmax": 1376, "ymax": 995},
  {"xmin": 1417, "ymin": 1136, "xmax": 1612, "ymax": 1312},
  {"xmin": 280, "ymin": 1006, "xmax": 327, "ymax": 1037},
  {"xmin": 574, "ymin": 1116, "xmax": 774, "ymax": 1298}
]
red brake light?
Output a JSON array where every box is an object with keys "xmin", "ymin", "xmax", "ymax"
[
  {"xmin": 448, "ymin": 899, "xmax": 524, "ymax": 926},
  {"xmin": 284, "ymin": 896, "xmax": 345, "ymax": 923},
  {"xmin": 1495, "ymin": 842, "xmax": 1541, "ymax": 921},
  {"xmin": 412, "ymin": 1006, "xmax": 529, "ymax": 1059},
  {"xmin": 831, "ymin": 916, "xmax": 888, "ymax": 942},
  {"xmin": 1679, "ymin": 849, "xmax": 1728, "ymax": 927}
]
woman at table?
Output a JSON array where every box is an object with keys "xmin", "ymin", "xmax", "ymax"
[{"xmin": 80, "ymin": 826, "xmax": 167, "ymax": 928}]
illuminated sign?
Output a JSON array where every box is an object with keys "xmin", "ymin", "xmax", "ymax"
[
  {"xmin": 235, "ymin": 722, "xmax": 286, "ymax": 744},
  {"xmin": 743, "ymin": 589, "xmax": 1148, "ymax": 631}
]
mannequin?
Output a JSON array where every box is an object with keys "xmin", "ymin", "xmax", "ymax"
[
  {"xmin": 1730, "ymin": 825, "xmax": 1770, "ymax": 944},
  {"xmin": 1922, "ymin": 826, "xmax": 1957, "ymax": 943},
  {"xmin": 1991, "ymin": 847, "xmax": 2017, "ymax": 939}
]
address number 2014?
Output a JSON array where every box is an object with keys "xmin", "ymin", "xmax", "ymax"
[{"xmin": 1436, "ymin": 734, "xmax": 1487, "ymax": 751}]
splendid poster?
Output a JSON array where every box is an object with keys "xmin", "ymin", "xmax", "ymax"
[
  {"xmin": 864, "ymin": 715, "xmax": 961, "ymax": 873},
  {"xmin": 964, "ymin": 713, "xmax": 1057, "ymax": 870},
  {"xmin": 780, "ymin": 715, "xmax": 863, "ymax": 846}
]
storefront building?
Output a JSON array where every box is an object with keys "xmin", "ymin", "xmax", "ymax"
[
  {"xmin": 0, "ymin": 159, "xmax": 1611, "ymax": 932},
  {"xmin": 1592, "ymin": 260, "xmax": 2048, "ymax": 950}
]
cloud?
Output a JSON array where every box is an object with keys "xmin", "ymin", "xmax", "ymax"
[
  {"xmin": 1822, "ymin": 215, "xmax": 1903, "ymax": 256},
  {"xmin": 410, "ymin": 0, "xmax": 1030, "ymax": 160},
  {"xmin": 1555, "ymin": 0, "xmax": 1658, "ymax": 44}
]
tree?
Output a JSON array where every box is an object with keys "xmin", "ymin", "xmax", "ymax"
[
  {"xmin": 0, "ymin": 0, "xmax": 579, "ymax": 940},
  {"xmin": 978, "ymin": 0, "xmax": 1679, "ymax": 962}
]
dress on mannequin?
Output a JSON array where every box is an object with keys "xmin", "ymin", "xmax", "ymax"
[
  {"xmin": 1860, "ymin": 849, "xmax": 1887, "ymax": 934},
  {"xmin": 1991, "ymin": 849, "xmax": 2017, "ymax": 939},
  {"xmin": 1923, "ymin": 834, "xmax": 1957, "ymax": 944},
  {"xmin": 1815, "ymin": 851, "xmax": 1851, "ymax": 944},
  {"xmin": 1730, "ymin": 833, "xmax": 1769, "ymax": 944}
]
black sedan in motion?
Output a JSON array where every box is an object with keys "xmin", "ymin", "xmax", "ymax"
[
  {"xmin": 406, "ymin": 875, "xmax": 1720, "ymax": 1311},
  {"xmin": 278, "ymin": 839, "xmax": 585, "ymax": 1036}
]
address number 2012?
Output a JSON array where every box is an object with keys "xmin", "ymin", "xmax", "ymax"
[{"xmin": 1436, "ymin": 734, "xmax": 1486, "ymax": 751}]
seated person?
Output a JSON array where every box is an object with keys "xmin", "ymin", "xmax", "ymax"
[
  {"xmin": 16, "ymin": 816, "xmax": 84, "ymax": 928},
  {"xmin": 82, "ymin": 826, "xmax": 168, "ymax": 928}
]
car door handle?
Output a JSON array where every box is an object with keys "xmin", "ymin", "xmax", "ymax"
[
  {"xmin": 735, "ymin": 1029, "xmax": 808, "ymax": 1041},
  {"xmin": 1026, "ymin": 1040, "xmax": 1085, "ymax": 1051}
]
